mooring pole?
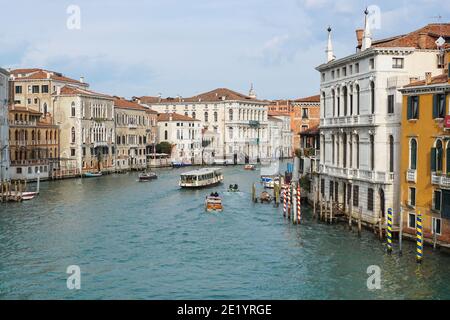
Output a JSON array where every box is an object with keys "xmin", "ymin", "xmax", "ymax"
[
  {"xmin": 399, "ymin": 207, "xmax": 403, "ymax": 256},
  {"xmin": 416, "ymin": 211, "xmax": 423, "ymax": 264},
  {"xmin": 358, "ymin": 207, "xmax": 362, "ymax": 237},
  {"xmin": 387, "ymin": 208, "xmax": 393, "ymax": 254}
]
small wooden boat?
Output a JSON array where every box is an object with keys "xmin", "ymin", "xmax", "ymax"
[
  {"xmin": 244, "ymin": 164, "xmax": 256, "ymax": 170},
  {"xmin": 139, "ymin": 171, "xmax": 157, "ymax": 181},
  {"xmin": 205, "ymin": 195, "xmax": 223, "ymax": 212},
  {"xmin": 259, "ymin": 191, "xmax": 272, "ymax": 203},
  {"xmin": 84, "ymin": 172, "xmax": 102, "ymax": 178},
  {"xmin": 228, "ymin": 184, "xmax": 239, "ymax": 192}
]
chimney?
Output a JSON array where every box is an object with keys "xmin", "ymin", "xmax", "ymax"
[
  {"xmin": 425, "ymin": 72, "xmax": 432, "ymax": 85},
  {"xmin": 169, "ymin": 114, "xmax": 173, "ymax": 122},
  {"xmin": 418, "ymin": 33, "xmax": 428, "ymax": 49},
  {"xmin": 79, "ymin": 76, "xmax": 84, "ymax": 83},
  {"xmin": 356, "ymin": 29, "xmax": 364, "ymax": 48},
  {"xmin": 158, "ymin": 93, "xmax": 162, "ymax": 102}
]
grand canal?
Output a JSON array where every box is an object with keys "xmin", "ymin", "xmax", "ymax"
[{"xmin": 0, "ymin": 165, "xmax": 449, "ymax": 299}]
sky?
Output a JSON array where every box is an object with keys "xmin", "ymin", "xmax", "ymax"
[{"xmin": 0, "ymin": 0, "xmax": 449, "ymax": 100}]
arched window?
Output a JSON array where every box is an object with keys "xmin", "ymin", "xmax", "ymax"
[
  {"xmin": 228, "ymin": 109, "xmax": 233, "ymax": 121},
  {"xmin": 343, "ymin": 87, "xmax": 348, "ymax": 116},
  {"xmin": 356, "ymin": 84, "xmax": 360, "ymax": 115},
  {"xmin": 71, "ymin": 102, "xmax": 76, "ymax": 117},
  {"xmin": 410, "ymin": 138, "xmax": 417, "ymax": 170},
  {"xmin": 389, "ymin": 135, "xmax": 394, "ymax": 173},
  {"xmin": 31, "ymin": 130, "xmax": 35, "ymax": 141},
  {"xmin": 322, "ymin": 92, "xmax": 326, "ymax": 117},
  {"xmin": 355, "ymin": 135, "xmax": 360, "ymax": 169},
  {"xmin": 343, "ymin": 133, "xmax": 347, "ymax": 168},
  {"xmin": 370, "ymin": 134, "xmax": 375, "ymax": 170},
  {"xmin": 192, "ymin": 112, "xmax": 196, "ymax": 119},
  {"xmin": 43, "ymin": 103, "xmax": 48, "ymax": 115},
  {"xmin": 214, "ymin": 111, "xmax": 218, "ymax": 122},
  {"xmin": 370, "ymin": 81, "xmax": 375, "ymax": 114},
  {"xmin": 433, "ymin": 140, "xmax": 443, "ymax": 172},
  {"xmin": 164, "ymin": 130, "xmax": 168, "ymax": 140},
  {"xmin": 332, "ymin": 89, "xmax": 336, "ymax": 117},
  {"xmin": 204, "ymin": 112, "xmax": 209, "ymax": 122},
  {"xmin": 337, "ymin": 87, "xmax": 341, "ymax": 116},
  {"xmin": 71, "ymin": 127, "xmax": 75, "ymax": 143}
]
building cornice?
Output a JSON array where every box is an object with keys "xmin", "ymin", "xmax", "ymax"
[{"xmin": 400, "ymin": 84, "xmax": 450, "ymax": 95}]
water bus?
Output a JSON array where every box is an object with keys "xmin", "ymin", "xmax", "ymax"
[{"xmin": 179, "ymin": 168, "xmax": 224, "ymax": 188}]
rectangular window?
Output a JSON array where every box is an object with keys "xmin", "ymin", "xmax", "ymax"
[
  {"xmin": 355, "ymin": 63, "xmax": 359, "ymax": 73},
  {"xmin": 433, "ymin": 94, "xmax": 446, "ymax": 119},
  {"xmin": 329, "ymin": 181, "xmax": 334, "ymax": 199},
  {"xmin": 71, "ymin": 148, "xmax": 76, "ymax": 157},
  {"xmin": 32, "ymin": 85, "xmax": 39, "ymax": 93},
  {"xmin": 349, "ymin": 65, "xmax": 353, "ymax": 75},
  {"xmin": 408, "ymin": 213, "xmax": 416, "ymax": 229},
  {"xmin": 434, "ymin": 190, "xmax": 442, "ymax": 211},
  {"xmin": 321, "ymin": 179, "xmax": 325, "ymax": 196},
  {"xmin": 432, "ymin": 217, "xmax": 442, "ymax": 235},
  {"xmin": 342, "ymin": 67, "xmax": 347, "ymax": 77},
  {"xmin": 16, "ymin": 167, "xmax": 22, "ymax": 174},
  {"xmin": 302, "ymin": 108, "xmax": 309, "ymax": 119},
  {"xmin": 368, "ymin": 188, "xmax": 374, "ymax": 211},
  {"xmin": 387, "ymin": 95, "xmax": 395, "ymax": 114},
  {"xmin": 42, "ymin": 85, "xmax": 49, "ymax": 93},
  {"xmin": 322, "ymin": 73, "xmax": 325, "ymax": 82},
  {"xmin": 437, "ymin": 53, "xmax": 445, "ymax": 69},
  {"xmin": 409, "ymin": 187, "xmax": 416, "ymax": 207},
  {"xmin": 392, "ymin": 57, "xmax": 404, "ymax": 69},
  {"xmin": 407, "ymin": 96, "xmax": 419, "ymax": 120},
  {"xmin": 442, "ymin": 189, "xmax": 450, "ymax": 219},
  {"xmin": 353, "ymin": 186, "xmax": 359, "ymax": 207},
  {"xmin": 15, "ymin": 86, "xmax": 22, "ymax": 94},
  {"xmin": 369, "ymin": 58, "xmax": 375, "ymax": 70},
  {"xmin": 331, "ymin": 70, "xmax": 335, "ymax": 79}
]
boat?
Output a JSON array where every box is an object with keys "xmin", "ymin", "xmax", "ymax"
[
  {"xmin": 259, "ymin": 191, "xmax": 272, "ymax": 203},
  {"xmin": 172, "ymin": 161, "xmax": 192, "ymax": 168},
  {"xmin": 205, "ymin": 194, "xmax": 223, "ymax": 212},
  {"xmin": 244, "ymin": 164, "xmax": 256, "ymax": 170},
  {"xmin": 138, "ymin": 171, "xmax": 157, "ymax": 181},
  {"xmin": 84, "ymin": 172, "xmax": 102, "ymax": 178},
  {"xmin": 228, "ymin": 184, "xmax": 239, "ymax": 192},
  {"xmin": 179, "ymin": 168, "xmax": 224, "ymax": 188},
  {"xmin": 262, "ymin": 176, "xmax": 280, "ymax": 189}
]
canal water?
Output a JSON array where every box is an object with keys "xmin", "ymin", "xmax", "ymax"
[{"xmin": 0, "ymin": 165, "xmax": 449, "ymax": 300}]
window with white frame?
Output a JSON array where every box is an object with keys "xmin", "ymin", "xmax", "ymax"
[
  {"xmin": 408, "ymin": 213, "xmax": 416, "ymax": 229},
  {"xmin": 409, "ymin": 187, "xmax": 416, "ymax": 207},
  {"xmin": 432, "ymin": 217, "xmax": 442, "ymax": 235},
  {"xmin": 392, "ymin": 58, "xmax": 404, "ymax": 69}
]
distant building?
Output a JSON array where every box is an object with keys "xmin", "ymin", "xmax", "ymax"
[
  {"xmin": 317, "ymin": 16, "xmax": 449, "ymax": 226},
  {"xmin": 267, "ymin": 112, "xmax": 293, "ymax": 159},
  {"xmin": 136, "ymin": 87, "xmax": 270, "ymax": 164},
  {"xmin": 0, "ymin": 68, "xmax": 10, "ymax": 181},
  {"xmin": 291, "ymin": 95, "xmax": 320, "ymax": 151},
  {"xmin": 8, "ymin": 106, "xmax": 59, "ymax": 181},
  {"xmin": 157, "ymin": 113, "xmax": 202, "ymax": 164},
  {"xmin": 114, "ymin": 97, "xmax": 158, "ymax": 171},
  {"xmin": 399, "ymin": 49, "xmax": 450, "ymax": 246},
  {"xmin": 53, "ymin": 86, "xmax": 115, "ymax": 174}
]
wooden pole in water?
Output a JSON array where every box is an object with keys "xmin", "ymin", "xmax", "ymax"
[
  {"xmin": 287, "ymin": 185, "xmax": 292, "ymax": 220},
  {"xmin": 319, "ymin": 193, "xmax": 323, "ymax": 221},
  {"xmin": 358, "ymin": 207, "xmax": 362, "ymax": 237},
  {"xmin": 252, "ymin": 183, "xmax": 256, "ymax": 203},
  {"xmin": 297, "ymin": 183, "xmax": 301, "ymax": 224},
  {"xmin": 283, "ymin": 185, "xmax": 287, "ymax": 217},
  {"xmin": 348, "ymin": 206, "xmax": 352, "ymax": 231},
  {"xmin": 330, "ymin": 199, "xmax": 333, "ymax": 224},
  {"xmin": 312, "ymin": 187, "xmax": 316, "ymax": 219},
  {"xmin": 433, "ymin": 219, "xmax": 438, "ymax": 251},
  {"xmin": 399, "ymin": 207, "xmax": 403, "ymax": 256}
]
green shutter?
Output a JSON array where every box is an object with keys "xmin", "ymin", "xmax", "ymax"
[
  {"xmin": 431, "ymin": 148, "xmax": 437, "ymax": 172},
  {"xmin": 433, "ymin": 94, "xmax": 438, "ymax": 119},
  {"xmin": 407, "ymin": 96, "xmax": 412, "ymax": 120}
]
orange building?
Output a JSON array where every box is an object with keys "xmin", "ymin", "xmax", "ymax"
[{"xmin": 399, "ymin": 50, "xmax": 450, "ymax": 246}]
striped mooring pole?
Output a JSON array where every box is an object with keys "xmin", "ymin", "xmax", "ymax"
[
  {"xmin": 297, "ymin": 184, "xmax": 301, "ymax": 224},
  {"xmin": 416, "ymin": 211, "xmax": 423, "ymax": 263},
  {"xmin": 287, "ymin": 185, "xmax": 292, "ymax": 219},
  {"xmin": 283, "ymin": 185, "xmax": 287, "ymax": 217},
  {"xmin": 387, "ymin": 208, "xmax": 393, "ymax": 254}
]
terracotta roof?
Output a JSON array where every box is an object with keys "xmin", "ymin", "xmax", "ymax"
[
  {"xmin": 157, "ymin": 113, "xmax": 199, "ymax": 122},
  {"xmin": 9, "ymin": 106, "xmax": 42, "ymax": 115},
  {"xmin": 370, "ymin": 23, "xmax": 450, "ymax": 49},
  {"xmin": 404, "ymin": 73, "xmax": 449, "ymax": 88},
  {"xmin": 138, "ymin": 88, "xmax": 265, "ymax": 104},
  {"xmin": 10, "ymin": 68, "xmax": 88, "ymax": 86},
  {"xmin": 114, "ymin": 97, "xmax": 147, "ymax": 110},
  {"xmin": 59, "ymin": 85, "xmax": 112, "ymax": 99},
  {"xmin": 293, "ymin": 95, "xmax": 320, "ymax": 103},
  {"xmin": 268, "ymin": 111, "xmax": 290, "ymax": 117}
]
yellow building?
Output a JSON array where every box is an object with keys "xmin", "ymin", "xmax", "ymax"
[{"xmin": 400, "ymin": 51, "xmax": 450, "ymax": 246}]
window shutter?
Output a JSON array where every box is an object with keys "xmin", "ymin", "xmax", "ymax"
[
  {"xmin": 407, "ymin": 96, "xmax": 412, "ymax": 120},
  {"xmin": 416, "ymin": 97, "xmax": 420, "ymax": 119},
  {"xmin": 432, "ymin": 94, "xmax": 438, "ymax": 119},
  {"xmin": 447, "ymin": 147, "xmax": 450, "ymax": 173},
  {"xmin": 431, "ymin": 148, "xmax": 437, "ymax": 172}
]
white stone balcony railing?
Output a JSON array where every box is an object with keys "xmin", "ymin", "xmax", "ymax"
[
  {"xmin": 128, "ymin": 123, "xmax": 138, "ymax": 129},
  {"xmin": 431, "ymin": 172, "xmax": 450, "ymax": 187},
  {"xmin": 320, "ymin": 165, "xmax": 394, "ymax": 184},
  {"xmin": 407, "ymin": 170, "xmax": 417, "ymax": 183}
]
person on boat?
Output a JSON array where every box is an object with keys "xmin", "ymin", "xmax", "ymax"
[
  {"xmin": 229, "ymin": 184, "xmax": 233, "ymax": 190},
  {"xmin": 214, "ymin": 192, "xmax": 219, "ymax": 197},
  {"xmin": 234, "ymin": 184, "xmax": 238, "ymax": 190}
]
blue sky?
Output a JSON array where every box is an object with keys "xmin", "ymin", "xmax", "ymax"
[{"xmin": 0, "ymin": 0, "xmax": 448, "ymax": 100}]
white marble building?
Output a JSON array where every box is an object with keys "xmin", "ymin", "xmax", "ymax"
[
  {"xmin": 268, "ymin": 113, "xmax": 293, "ymax": 159},
  {"xmin": 0, "ymin": 68, "xmax": 9, "ymax": 181},
  {"xmin": 137, "ymin": 87, "xmax": 270, "ymax": 164},
  {"xmin": 157, "ymin": 113, "xmax": 202, "ymax": 164},
  {"xmin": 317, "ymin": 14, "xmax": 446, "ymax": 225}
]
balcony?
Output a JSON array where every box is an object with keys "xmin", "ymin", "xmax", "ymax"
[
  {"xmin": 319, "ymin": 165, "xmax": 393, "ymax": 184},
  {"xmin": 406, "ymin": 170, "xmax": 417, "ymax": 183},
  {"xmin": 431, "ymin": 172, "xmax": 450, "ymax": 187},
  {"xmin": 128, "ymin": 123, "xmax": 138, "ymax": 129},
  {"xmin": 9, "ymin": 120, "xmax": 37, "ymax": 126}
]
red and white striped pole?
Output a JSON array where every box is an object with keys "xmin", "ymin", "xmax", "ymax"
[
  {"xmin": 297, "ymin": 184, "xmax": 301, "ymax": 224},
  {"xmin": 283, "ymin": 185, "xmax": 287, "ymax": 217},
  {"xmin": 287, "ymin": 185, "xmax": 291, "ymax": 220}
]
